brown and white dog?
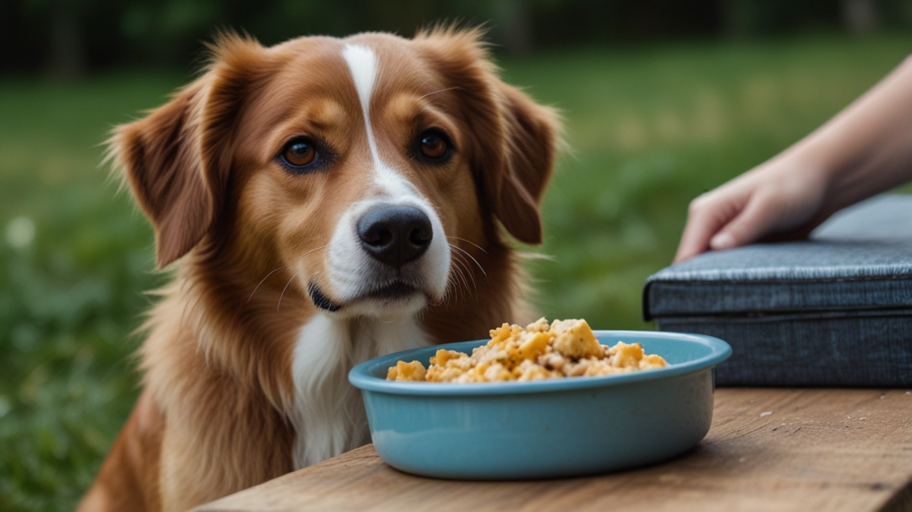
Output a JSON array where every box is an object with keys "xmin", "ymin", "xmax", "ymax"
[{"xmin": 79, "ymin": 27, "xmax": 559, "ymax": 511}]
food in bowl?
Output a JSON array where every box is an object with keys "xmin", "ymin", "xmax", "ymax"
[{"xmin": 387, "ymin": 318, "xmax": 667, "ymax": 383}]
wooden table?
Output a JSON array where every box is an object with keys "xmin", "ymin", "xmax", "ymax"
[{"xmin": 197, "ymin": 388, "xmax": 912, "ymax": 512}]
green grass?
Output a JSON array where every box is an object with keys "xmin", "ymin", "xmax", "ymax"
[
  {"xmin": 501, "ymin": 34, "xmax": 912, "ymax": 327},
  {"xmin": 0, "ymin": 73, "xmax": 181, "ymax": 511},
  {"xmin": 2, "ymin": 34, "xmax": 912, "ymax": 510}
]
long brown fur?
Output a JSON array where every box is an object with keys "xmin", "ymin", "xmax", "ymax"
[{"xmin": 79, "ymin": 27, "xmax": 559, "ymax": 511}]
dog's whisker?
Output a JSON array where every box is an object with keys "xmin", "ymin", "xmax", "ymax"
[
  {"xmin": 419, "ymin": 86, "xmax": 459, "ymax": 99},
  {"xmin": 452, "ymin": 254, "xmax": 473, "ymax": 291},
  {"xmin": 459, "ymin": 260, "xmax": 478, "ymax": 298},
  {"xmin": 448, "ymin": 248, "xmax": 477, "ymax": 298},
  {"xmin": 246, "ymin": 266, "xmax": 288, "ymax": 305},
  {"xmin": 277, "ymin": 272, "xmax": 300, "ymax": 312},
  {"xmin": 247, "ymin": 243, "xmax": 329, "ymax": 307},
  {"xmin": 447, "ymin": 261, "xmax": 468, "ymax": 299},
  {"xmin": 301, "ymin": 244, "xmax": 330, "ymax": 258},
  {"xmin": 450, "ymin": 244, "xmax": 487, "ymax": 277},
  {"xmin": 443, "ymin": 258, "xmax": 465, "ymax": 302},
  {"xmin": 455, "ymin": 268, "xmax": 474, "ymax": 300},
  {"xmin": 445, "ymin": 236, "xmax": 488, "ymax": 254}
]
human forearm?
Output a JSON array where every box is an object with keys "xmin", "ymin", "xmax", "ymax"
[{"xmin": 790, "ymin": 55, "xmax": 912, "ymax": 216}]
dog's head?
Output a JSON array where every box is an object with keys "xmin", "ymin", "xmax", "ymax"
[{"xmin": 112, "ymin": 28, "xmax": 558, "ymax": 320}]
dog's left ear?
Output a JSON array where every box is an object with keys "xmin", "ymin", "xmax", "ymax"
[
  {"xmin": 489, "ymin": 82, "xmax": 560, "ymax": 244},
  {"xmin": 417, "ymin": 27, "xmax": 560, "ymax": 245},
  {"xmin": 109, "ymin": 34, "xmax": 266, "ymax": 267}
]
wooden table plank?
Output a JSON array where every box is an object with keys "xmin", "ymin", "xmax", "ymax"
[{"xmin": 197, "ymin": 388, "xmax": 912, "ymax": 512}]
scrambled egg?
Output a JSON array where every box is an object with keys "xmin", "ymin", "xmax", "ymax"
[{"xmin": 387, "ymin": 318, "xmax": 667, "ymax": 383}]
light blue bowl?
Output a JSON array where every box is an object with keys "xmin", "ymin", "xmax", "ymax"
[{"xmin": 349, "ymin": 330, "xmax": 731, "ymax": 480}]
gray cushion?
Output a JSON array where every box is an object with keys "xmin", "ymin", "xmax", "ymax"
[{"xmin": 643, "ymin": 194, "xmax": 912, "ymax": 387}]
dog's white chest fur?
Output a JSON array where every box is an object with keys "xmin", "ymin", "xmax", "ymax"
[{"xmin": 289, "ymin": 314, "xmax": 428, "ymax": 469}]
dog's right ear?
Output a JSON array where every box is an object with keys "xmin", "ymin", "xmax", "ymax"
[
  {"xmin": 109, "ymin": 33, "xmax": 265, "ymax": 267},
  {"xmin": 111, "ymin": 81, "xmax": 212, "ymax": 267}
]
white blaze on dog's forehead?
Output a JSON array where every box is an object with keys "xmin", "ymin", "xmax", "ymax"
[
  {"xmin": 326, "ymin": 42, "xmax": 452, "ymax": 307},
  {"xmin": 341, "ymin": 44, "xmax": 382, "ymax": 168},
  {"xmin": 341, "ymin": 43, "xmax": 418, "ymax": 197}
]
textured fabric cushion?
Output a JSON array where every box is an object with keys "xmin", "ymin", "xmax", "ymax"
[
  {"xmin": 643, "ymin": 194, "xmax": 912, "ymax": 387},
  {"xmin": 645, "ymin": 195, "xmax": 912, "ymax": 318}
]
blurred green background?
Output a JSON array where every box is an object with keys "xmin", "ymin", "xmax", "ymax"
[{"xmin": 2, "ymin": 0, "xmax": 912, "ymax": 509}]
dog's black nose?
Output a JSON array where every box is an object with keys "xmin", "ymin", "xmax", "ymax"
[{"xmin": 357, "ymin": 205, "xmax": 433, "ymax": 268}]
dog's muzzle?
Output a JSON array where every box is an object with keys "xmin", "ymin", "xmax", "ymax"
[{"xmin": 309, "ymin": 204, "xmax": 437, "ymax": 313}]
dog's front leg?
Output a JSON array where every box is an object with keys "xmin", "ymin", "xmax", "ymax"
[
  {"xmin": 77, "ymin": 391, "xmax": 163, "ymax": 512},
  {"xmin": 157, "ymin": 381, "xmax": 296, "ymax": 511}
]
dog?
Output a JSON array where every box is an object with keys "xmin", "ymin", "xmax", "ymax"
[{"xmin": 78, "ymin": 27, "xmax": 559, "ymax": 511}]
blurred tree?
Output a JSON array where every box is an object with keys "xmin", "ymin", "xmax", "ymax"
[
  {"xmin": 2, "ymin": 0, "xmax": 911, "ymax": 76},
  {"xmin": 879, "ymin": 0, "xmax": 912, "ymax": 28},
  {"xmin": 841, "ymin": 0, "xmax": 879, "ymax": 34},
  {"xmin": 494, "ymin": 0, "xmax": 534, "ymax": 55},
  {"xmin": 721, "ymin": 0, "xmax": 841, "ymax": 35},
  {"xmin": 47, "ymin": 2, "xmax": 86, "ymax": 78},
  {"xmin": 527, "ymin": 0, "xmax": 724, "ymax": 47}
]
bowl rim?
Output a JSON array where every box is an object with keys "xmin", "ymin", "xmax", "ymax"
[{"xmin": 349, "ymin": 330, "xmax": 731, "ymax": 396}]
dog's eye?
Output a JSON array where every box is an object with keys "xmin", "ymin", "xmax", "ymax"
[
  {"xmin": 281, "ymin": 138, "xmax": 318, "ymax": 169},
  {"xmin": 417, "ymin": 131, "xmax": 450, "ymax": 161}
]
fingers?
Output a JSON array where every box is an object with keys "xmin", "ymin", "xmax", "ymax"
[
  {"xmin": 709, "ymin": 196, "xmax": 778, "ymax": 251},
  {"xmin": 673, "ymin": 207, "xmax": 716, "ymax": 263},
  {"xmin": 674, "ymin": 150, "xmax": 831, "ymax": 263},
  {"xmin": 674, "ymin": 192, "xmax": 743, "ymax": 263},
  {"xmin": 678, "ymin": 187, "xmax": 811, "ymax": 262}
]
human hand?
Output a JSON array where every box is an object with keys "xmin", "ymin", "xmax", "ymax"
[
  {"xmin": 674, "ymin": 156, "xmax": 830, "ymax": 263},
  {"xmin": 675, "ymin": 57, "xmax": 912, "ymax": 264}
]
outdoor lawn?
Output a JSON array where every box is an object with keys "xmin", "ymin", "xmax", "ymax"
[{"xmin": 2, "ymin": 33, "xmax": 911, "ymax": 510}]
